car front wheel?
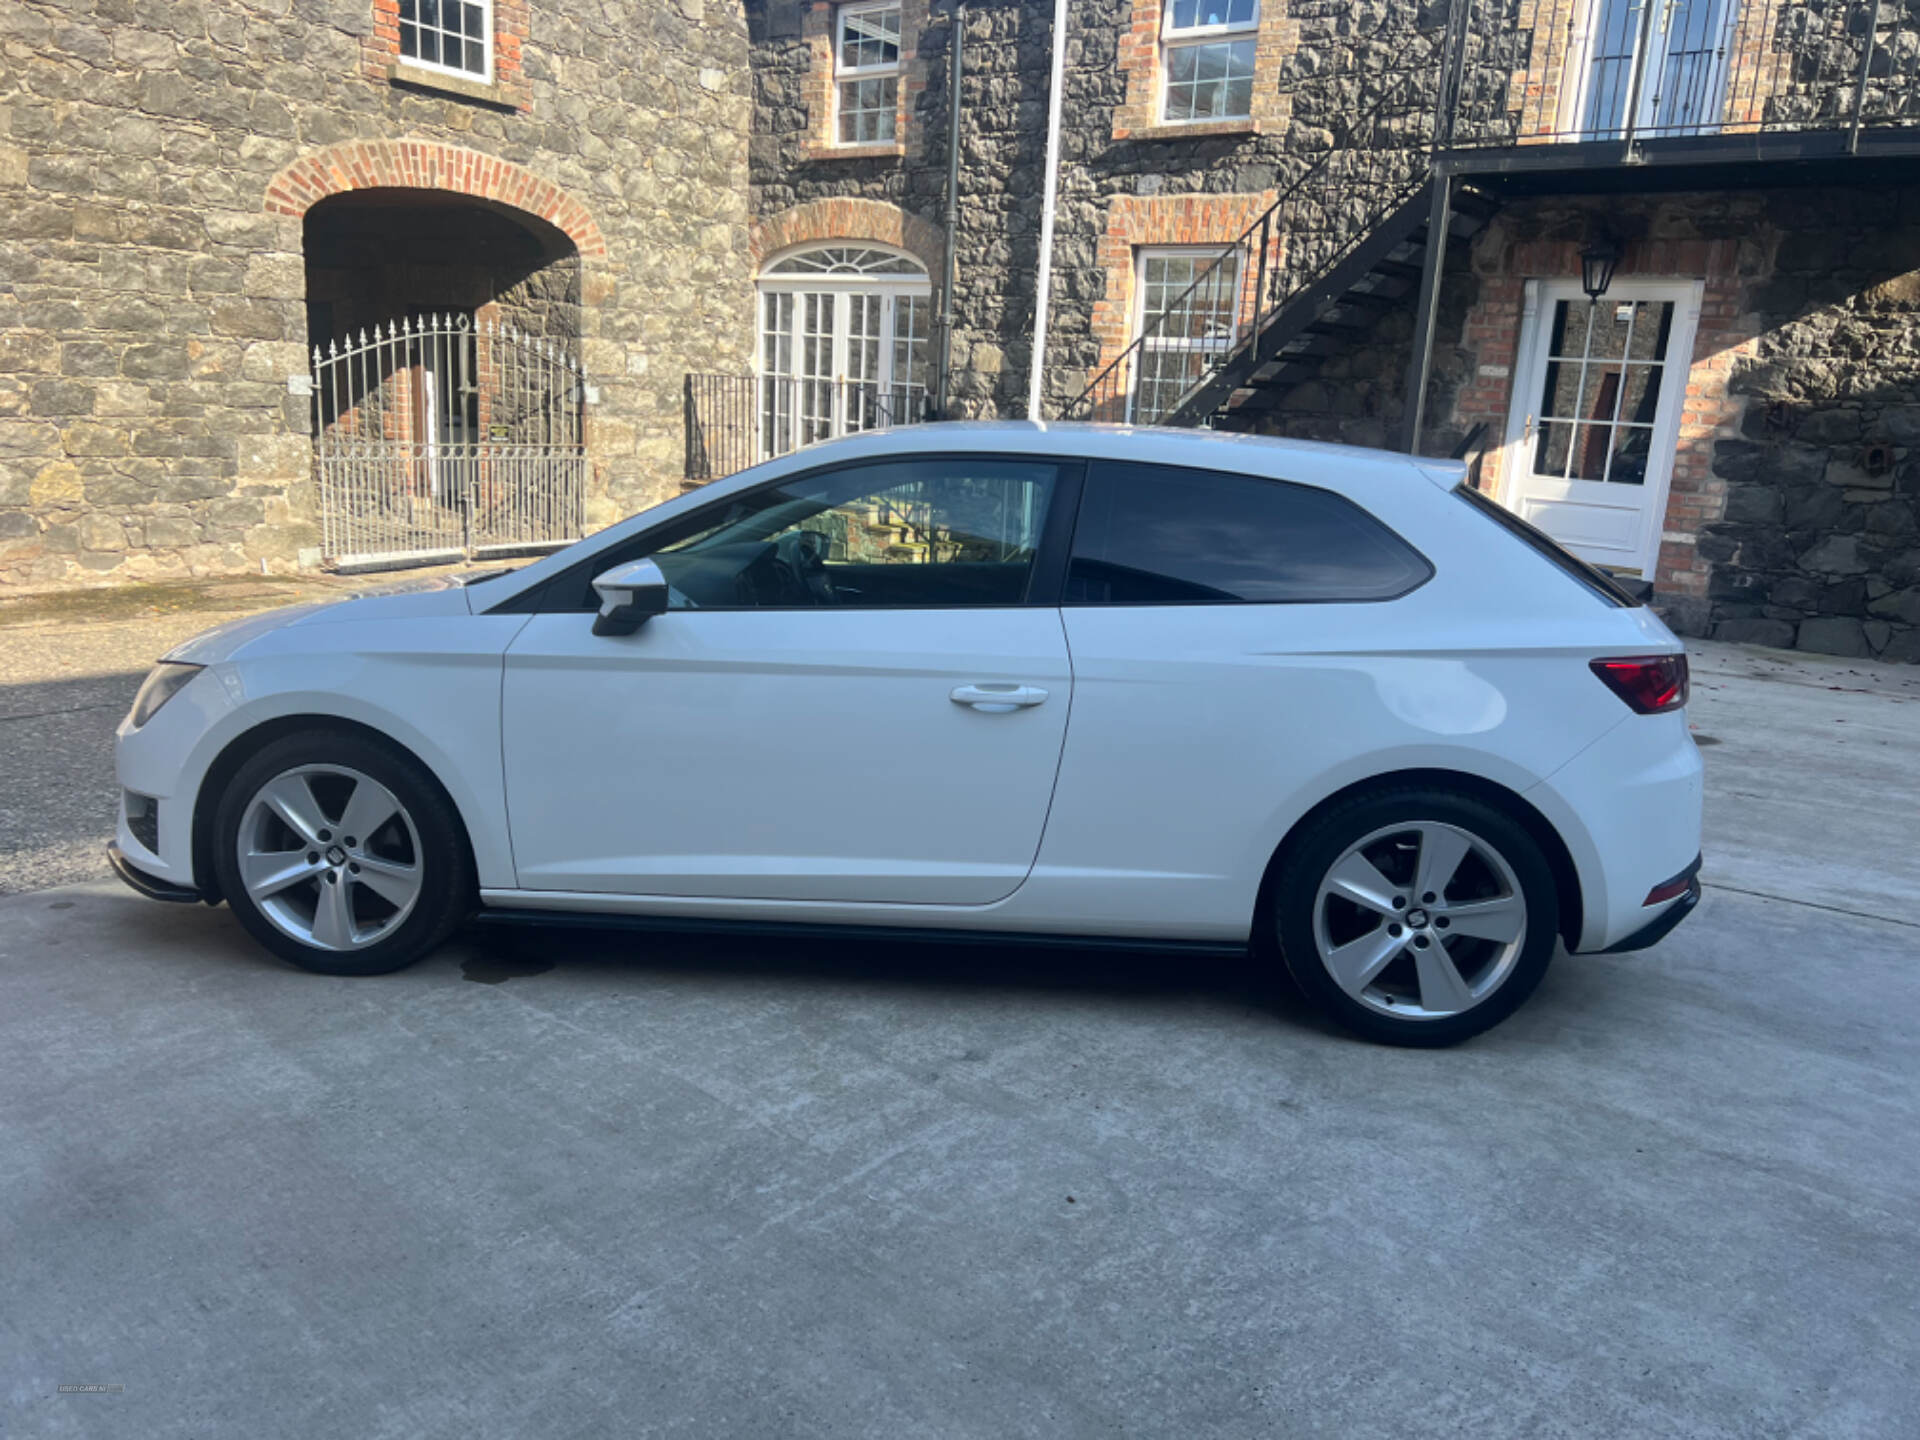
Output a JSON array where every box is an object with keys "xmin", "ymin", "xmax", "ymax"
[
  {"xmin": 1274, "ymin": 787, "xmax": 1560, "ymax": 1046},
  {"xmin": 212, "ymin": 730, "xmax": 472, "ymax": 976}
]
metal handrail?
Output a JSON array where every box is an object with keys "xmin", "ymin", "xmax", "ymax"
[
  {"xmin": 1064, "ymin": 26, "xmax": 1447, "ymax": 423},
  {"xmin": 1063, "ymin": 0, "xmax": 1912, "ymax": 429},
  {"xmin": 1442, "ymin": 0, "xmax": 1912, "ymax": 151}
]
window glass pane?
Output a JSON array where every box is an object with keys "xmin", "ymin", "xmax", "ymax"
[
  {"xmin": 1066, "ymin": 462, "xmax": 1431, "ymax": 605},
  {"xmin": 839, "ymin": 4, "xmax": 901, "ymax": 68},
  {"xmin": 1535, "ymin": 420, "xmax": 1574, "ymax": 477},
  {"xmin": 644, "ymin": 460, "xmax": 1059, "ymax": 609},
  {"xmin": 1168, "ymin": 0, "xmax": 1257, "ymax": 30},
  {"xmin": 398, "ymin": 0, "xmax": 487, "ymax": 75},
  {"xmin": 839, "ymin": 76, "xmax": 898, "ymax": 143},
  {"xmin": 1163, "ymin": 39, "xmax": 1255, "ymax": 121},
  {"xmin": 1605, "ymin": 426, "xmax": 1654, "ymax": 485}
]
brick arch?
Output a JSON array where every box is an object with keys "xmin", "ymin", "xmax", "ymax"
[
  {"xmin": 265, "ymin": 141, "xmax": 606, "ymax": 260},
  {"xmin": 751, "ymin": 198, "xmax": 944, "ymax": 277}
]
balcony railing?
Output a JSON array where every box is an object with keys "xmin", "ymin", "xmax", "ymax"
[
  {"xmin": 684, "ymin": 373, "xmax": 930, "ymax": 482},
  {"xmin": 1443, "ymin": 0, "xmax": 1918, "ymax": 153}
]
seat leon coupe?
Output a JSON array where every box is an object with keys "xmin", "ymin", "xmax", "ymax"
[{"xmin": 111, "ymin": 423, "xmax": 1702, "ymax": 1045}]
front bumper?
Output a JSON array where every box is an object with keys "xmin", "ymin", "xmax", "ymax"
[{"xmin": 107, "ymin": 842, "xmax": 203, "ymax": 904}]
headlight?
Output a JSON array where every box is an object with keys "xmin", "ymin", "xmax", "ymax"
[{"xmin": 128, "ymin": 662, "xmax": 205, "ymax": 729}]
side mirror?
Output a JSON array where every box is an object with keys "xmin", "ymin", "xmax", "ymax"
[{"xmin": 591, "ymin": 558, "xmax": 670, "ymax": 636}]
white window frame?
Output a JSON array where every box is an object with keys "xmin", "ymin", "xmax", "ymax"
[
  {"xmin": 756, "ymin": 244, "xmax": 932, "ymax": 457},
  {"xmin": 1160, "ymin": 0, "xmax": 1259, "ymax": 126},
  {"xmin": 396, "ymin": 0, "xmax": 495, "ymax": 85},
  {"xmin": 1128, "ymin": 245, "xmax": 1242, "ymax": 424},
  {"xmin": 833, "ymin": 0, "xmax": 904, "ymax": 146}
]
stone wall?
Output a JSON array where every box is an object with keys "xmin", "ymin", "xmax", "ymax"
[
  {"xmin": 746, "ymin": 0, "xmax": 1441, "ymax": 418},
  {"xmin": 0, "ymin": 0, "xmax": 756, "ymax": 588},
  {"xmin": 1702, "ymin": 187, "xmax": 1920, "ymax": 662}
]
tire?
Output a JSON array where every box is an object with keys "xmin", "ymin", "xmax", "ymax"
[
  {"xmin": 211, "ymin": 728, "xmax": 473, "ymax": 976},
  {"xmin": 1272, "ymin": 786, "xmax": 1559, "ymax": 1047}
]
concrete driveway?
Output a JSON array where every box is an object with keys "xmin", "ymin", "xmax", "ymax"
[{"xmin": 3, "ymin": 638, "xmax": 1917, "ymax": 1438}]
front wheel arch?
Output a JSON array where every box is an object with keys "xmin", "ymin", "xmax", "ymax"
[
  {"xmin": 1254, "ymin": 768, "xmax": 1584, "ymax": 955},
  {"xmin": 191, "ymin": 715, "xmax": 479, "ymax": 906}
]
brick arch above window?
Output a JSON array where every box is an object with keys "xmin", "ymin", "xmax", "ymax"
[
  {"xmin": 751, "ymin": 199, "xmax": 944, "ymax": 279},
  {"xmin": 264, "ymin": 141, "xmax": 607, "ymax": 260}
]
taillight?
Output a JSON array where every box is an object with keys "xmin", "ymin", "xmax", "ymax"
[{"xmin": 1590, "ymin": 654, "xmax": 1689, "ymax": 714}]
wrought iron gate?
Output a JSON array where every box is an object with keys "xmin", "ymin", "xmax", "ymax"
[{"xmin": 311, "ymin": 314, "xmax": 587, "ymax": 568}]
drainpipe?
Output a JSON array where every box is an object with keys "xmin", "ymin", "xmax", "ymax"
[
  {"xmin": 1026, "ymin": 0, "xmax": 1070, "ymax": 420},
  {"xmin": 934, "ymin": 2, "xmax": 966, "ymax": 419}
]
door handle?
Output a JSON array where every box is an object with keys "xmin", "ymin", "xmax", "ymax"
[{"xmin": 950, "ymin": 684, "xmax": 1049, "ymax": 713}]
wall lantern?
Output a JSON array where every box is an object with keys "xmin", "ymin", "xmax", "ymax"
[{"xmin": 1580, "ymin": 232, "xmax": 1622, "ymax": 304}]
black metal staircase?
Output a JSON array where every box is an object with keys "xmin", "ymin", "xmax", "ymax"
[{"xmin": 1190, "ymin": 183, "xmax": 1499, "ymax": 430}]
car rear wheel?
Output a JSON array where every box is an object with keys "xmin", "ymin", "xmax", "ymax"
[
  {"xmin": 1273, "ymin": 787, "xmax": 1559, "ymax": 1046},
  {"xmin": 212, "ymin": 730, "xmax": 472, "ymax": 976}
]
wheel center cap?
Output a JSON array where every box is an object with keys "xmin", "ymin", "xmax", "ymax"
[
  {"xmin": 325, "ymin": 844, "xmax": 347, "ymax": 866},
  {"xmin": 1405, "ymin": 908, "xmax": 1430, "ymax": 929}
]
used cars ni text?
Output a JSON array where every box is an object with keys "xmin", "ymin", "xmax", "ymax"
[{"xmin": 111, "ymin": 423, "xmax": 1702, "ymax": 1045}]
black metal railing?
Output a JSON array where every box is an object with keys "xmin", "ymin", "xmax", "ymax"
[
  {"xmin": 1064, "ymin": 0, "xmax": 1917, "ymax": 429},
  {"xmin": 1445, "ymin": 0, "xmax": 1918, "ymax": 152},
  {"xmin": 1065, "ymin": 21, "xmax": 1445, "ymax": 424},
  {"xmin": 684, "ymin": 373, "xmax": 930, "ymax": 482}
]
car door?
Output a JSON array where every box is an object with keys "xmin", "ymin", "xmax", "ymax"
[{"xmin": 500, "ymin": 454, "xmax": 1076, "ymax": 904}]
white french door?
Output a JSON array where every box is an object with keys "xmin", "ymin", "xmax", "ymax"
[
  {"xmin": 757, "ymin": 285, "xmax": 930, "ymax": 459},
  {"xmin": 1566, "ymin": 0, "xmax": 1739, "ymax": 138},
  {"xmin": 1499, "ymin": 279, "xmax": 1701, "ymax": 577}
]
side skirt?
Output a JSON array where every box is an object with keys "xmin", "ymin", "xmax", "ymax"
[{"xmin": 468, "ymin": 907, "xmax": 1249, "ymax": 958}]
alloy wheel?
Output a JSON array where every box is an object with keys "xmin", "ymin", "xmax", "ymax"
[
  {"xmin": 1311, "ymin": 820, "xmax": 1529, "ymax": 1021},
  {"xmin": 237, "ymin": 764, "xmax": 424, "ymax": 952}
]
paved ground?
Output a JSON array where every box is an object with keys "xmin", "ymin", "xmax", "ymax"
[{"xmin": 2, "ymin": 592, "xmax": 1918, "ymax": 1438}]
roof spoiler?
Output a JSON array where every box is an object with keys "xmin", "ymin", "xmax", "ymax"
[{"xmin": 1413, "ymin": 460, "xmax": 1469, "ymax": 491}]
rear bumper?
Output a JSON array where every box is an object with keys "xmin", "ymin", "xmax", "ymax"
[
  {"xmin": 107, "ymin": 842, "xmax": 203, "ymax": 904},
  {"xmin": 1528, "ymin": 709, "xmax": 1704, "ymax": 952},
  {"xmin": 1598, "ymin": 857, "xmax": 1702, "ymax": 954}
]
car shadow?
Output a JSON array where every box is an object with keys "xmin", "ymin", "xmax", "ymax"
[{"xmin": 452, "ymin": 916, "xmax": 1342, "ymax": 1035}]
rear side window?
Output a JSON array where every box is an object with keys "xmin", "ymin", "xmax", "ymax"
[
  {"xmin": 1064, "ymin": 461, "xmax": 1432, "ymax": 605},
  {"xmin": 1452, "ymin": 483, "xmax": 1639, "ymax": 607}
]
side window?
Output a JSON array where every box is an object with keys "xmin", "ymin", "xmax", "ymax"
[
  {"xmin": 1065, "ymin": 461, "xmax": 1431, "ymax": 605},
  {"xmin": 565, "ymin": 458, "xmax": 1061, "ymax": 611}
]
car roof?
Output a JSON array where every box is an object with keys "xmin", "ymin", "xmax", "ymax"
[{"xmin": 477, "ymin": 421, "xmax": 1466, "ymax": 609}]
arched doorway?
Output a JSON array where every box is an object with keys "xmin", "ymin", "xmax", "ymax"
[
  {"xmin": 755, "ymin": 243, "xmax": 932, "ymax": 456},
  {"xmin": 302, "ymin": 189, "xmax": 588, "ymax": 566}
]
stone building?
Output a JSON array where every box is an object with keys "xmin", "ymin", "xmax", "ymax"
[
  {"xmin": 1, "ymin": 0, "xmax": 756, "ymax": 585},
  {"xmin": 729, "ymin": 0, "xmax": 1920, "ymax": 659},
  {"xmin": 5, "ymin": 0, "xmax": 1920, "ymax": 664}
]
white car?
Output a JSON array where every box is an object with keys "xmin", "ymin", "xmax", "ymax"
[{"xmin": 111, "ymin": 423, "xmax": 1702, "ymax": 1045}]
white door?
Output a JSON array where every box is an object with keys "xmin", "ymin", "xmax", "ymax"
[
  {"xmin": 500, "ymin": 455, "xmax": 1071, "ymax": 903},
  {"xmin": 1498, "ymin": 279, "xmax": 1700, "ymax": 577}
]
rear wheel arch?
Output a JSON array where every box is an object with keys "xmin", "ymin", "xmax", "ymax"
[
  {"xmin": 1255, "ymin": 768, "xmax": 1584, "ymax": 953},
  {"xmin": 192, "ymin": 715, "xmax": 478, "ymax": 905}
]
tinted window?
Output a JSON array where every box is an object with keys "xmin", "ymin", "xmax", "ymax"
[
  {"xmin": 544, "ymin": 457, "xmax": 1060, "ymax": 612},
  {"xmin": 1064, "ymin": 461, "xmax": 1431, "ymax": 605}
]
